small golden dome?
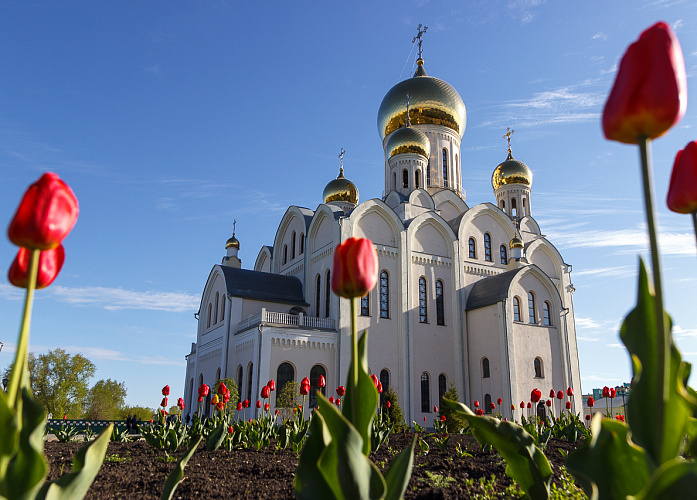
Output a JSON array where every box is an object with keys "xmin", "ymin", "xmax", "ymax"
[
  {"xmin": 225, "ymin": 235, "xmax": 240, "ymax": 249},
  {"xmin": 377, "ymin": 59, "xmax": 466, "ymax": 140},
  {"xmin": 385, "ymin": 126, "xmax": 431, "ymax": 159},
  {"xmin": 323, "ymin": 168, "xmax": 359, "ymax": 205},
  {"xmin": 492, "ymin": 151, "xmax": 533, "ymax": 190},
  {"xmin": 510, "ymin": 236, "xmax": 524, "ymax": 249}
]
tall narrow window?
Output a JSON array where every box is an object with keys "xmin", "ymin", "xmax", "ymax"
[
  {"xmin": 468, "ymin": 237, "xmax": 476, "ymax": 258},
  {"xmin": 402, "ymin": 169, "xmax": 409, "ymax": 189},
  {"xmin": 528, "ymin": 291, "xmax": 536, "ymax": 324},
  {"xmin": 415, "ymin": 170, "xmax": 420, "ymax": 189},
  {"xmin": 419, "ymin": 277, "xmax": 428, "ymax": 323},
  {"xmin": 380, "ymin": 270, "xmax": 389, "ymax": 318},
  {"xmin": 315, "ymin": 275, "xmax": 321, "ymax": 318},
  {"xmin": 309, "ymin": 365, "xmax": 326, "ymax": 408},
  {"xmin": 513, "ymin": 296, "xmax": 521, "ymax": 322},
  {"xmin": 485, "ymin": 394, "xmax": 492, "ymax": 414},
  {"xmin": 512, "ymin": 198, "xmax": 518, "ymax": 217},
  {"xmin": 500, "ymin": 245, "xmax": 508, "ymax": 265},
  {"xmin": 276, "ymin": 362, "xmax": 294, "ymax": 405},
  {"xmin": 543, "ymin": 301, "xmax": 551, "ymax": 326},
  {"xmin": 522, "ymin": 198, "xmax": 527, "ymax": 217},
  {"xmin": 237, "ymin": 365, "xmax": 243, "ymax": 403},
  {"xmin": 438, "ymin": 374, "xmax": 447, "ymax": 405},
  {"xmin": 501, "ymin": 199, "xmax": 506, "ymax": 210},
  {"xmin": 442, "ymin": 149, "xmax": 448, "ymax": 188},
  {"xmin": 283, "ymin": 245, "xmax": 288, "ymax": 264},
  {"xmin": 214, "ymin": 292, "xmax": 219, "ymax": 324},
  {"xmin": 436, "ymin": 280, "xmax": 445, "ymax": 325},
  {"xmin": 360, "ymin": 293, "xmax": 370, "ymax": 316},
  {"xmin": 484, "ymin": 233, "xmax": 492, "ymax": 261},
  {"xmin": 299, "ymin": 233, "xmax": 304, "ymax": 254},
  {"xmin": 207, "ymin": 303, "xmax": 212, "ymax": 328},
  {"xmin": 380, "ymin": 369, "xmax": 390, "ymax": 406},
  {"xmin": 246, "ymin": 362, "xmax": 253, "ymax": 401},
  {"xmin": 427, "ymin": 163, "xmax": 431, "ymax": 186},
  {"xmin": 392, "ymin": 173, "xmax": 397, "ymax": 190},
  {"xmin": 220, "ymin": 293, "xmax": 225, "ymax": 321},
  {"xmin": 482, "ymin": 357, "xmax": 490, "ymax": 378},
  {"xmin": 325, "ymin": 270, "xmax": 331, "ymax": 318},
  {"xmin": 534, "ymin": 357, "xmax": 543, "ymax": 378},
  {"xmin": 291, "ymin": 231, "xmax": 296, "ymax": 259},
  {"xmin": 421, "ymin": 372, "xmax": 430, "ymax": 412}
]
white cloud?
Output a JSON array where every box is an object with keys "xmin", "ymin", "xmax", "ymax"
[
  {"xmin": 575, "ymin": 316, "xmax": 603, "ymax": 329},
  {"xmin": 50, "ymin": 286, "xmax": 199, "ymax": 312},
  {"xmin": 592, "ymin": 32, "xmax": 608, "ymax": 41},
  {"xmin": 27, "ymin": 344, "xmax": 186, "ymax": 367},
  {"xmin": 673, "ymin": 325, "xmax": 697, "ymax": 338},
  {"xmin": 0, "ymin": 284, "xmax": 24, "ymax": 300},
  {"xmin": 574, "ymin": 266, "xmax": 636, "ymax": 279},
  {"xmin": 672, "ymin": 19, "xmax": 683, "ymax": 32}
]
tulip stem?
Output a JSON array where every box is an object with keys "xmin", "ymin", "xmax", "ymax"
[
  {"xmin": 638, "ymin": 136, "xmax": 668, "ymax": 452},
  {"xmin": 692, "ymin": 212, "xmax": 697, "ymax": 249},
  {"xmin": 350, "ymin": 297, "xmax": 358, "ymax": 389},
  {"xmin": 6, "ymin": 248, "xmax": 40, "ymax": 409}
]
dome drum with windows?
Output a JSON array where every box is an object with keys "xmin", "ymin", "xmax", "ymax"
[
  {"xmin": 385, "ymin": 126, "xmax": 431, "ymax": 159},
  {"xmin": 323, "ymin": 167, "xmax": 359, "ymax": 205}
]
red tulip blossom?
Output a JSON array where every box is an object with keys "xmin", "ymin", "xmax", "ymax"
[
  {"xmin": 433, "ymin": 405, "xmax": 438, "ymax": 413},
  {"xmin": 566, "ymin": 401, "xmax": 572, "ymax": 410},
  {"xmin": 336, "ymin": 398, "xmax": 341, "ymax": 406},
  {"xmin": 336, "ymin": 386, "xmax": 345, "ymax": 397},
  {"xmin": 8, "ymin": 172, "xmax": 79, "ymax": 250},
  {"xmin": 546, "ymin": 400, "xmax": 552, "ymax": 407},
  {"xmin": 587, "ymin": 397, "xmax": 595, "ymax": 408},
  {"xmin": 475, "ymin": 409, "xmax": 484, "ymax": 416},
  {"xmin": 377, "ymin": 381, "xmax": 383, "ymax": 394},
  {"xmin": 490, "ymin": 402, "xmax": 495, "ymax": 410},
  {"xmin": 370, "ymin": 374, "xmax": 379, "ymax": 388},
  {"xmin": 549, "ymin": 389, "xmax": 555, "ymax": 399},
  {"xmin": 610, "ymin": 388, "xmax": 617, "ymax": 398},
  {"xmin": 228, "ymin": 425, "xmax": 234, "ymax": 434},
  {"xmin": 603, "ymin": 22, "xmax": 687, "ymax": 144},
  {"xmin": 497, "ymin": 398, "xmax": 502, "ymax": 405},
  {"xmin": 511, "ymin": 404, "xmax": 516, "ymax": 411},
  {"xmin": 520, "ymin": 401, "xmax": 525, "ymax": 408},
  {"xmin": 198, "ymin": 396, "xmax": 203, "ymax": 403},
  {"xmin": 586, "ymin": 414, "xmax": 591, "ymax": 421},
  {"xmin": 531, "ymin": 389, "xmax": 541, "ymax": 403},
  {"xmin": 264, "ymin": 403, "xmax": 270, "ymax": 411},
  {"xmin": 223, "ymin": 392, "xmax": 230, "ymax": 403},
  {"xmin": 198, "ymin": 384, "xmax": 210, "ymax": 397},
  {"xmin": 474, "ymin": 400, "xmax": 479, "ymax": 408},
  {"xmin": 218, "ymin": 383, "xmax": 227, "ymax": 395},
  {"xmin": 261, "ymin": 385, "xmax": 270, "ymax": 399},
  {"xmin": 318, "ymin": 375, "xmax": 326, "ymax": 388},
  {"xmin": 63, "ymin": 415, "xmax": 66, "ymax": 420},
  {"xmin": 667, "ymin": 141, "xmax": 697, "ymax": 214},
  {"xmin": 300, "ymin": 377, "xmax": 310, "ymax": 396},
  {"xmin": 424, "ymin": 417, "xmax": 427, "ymax": 421},
  {"xmin": 275, "ymin": 409, "xmax": 280, "ymax": 416},
  {"xmin": 556, "ymin": 391, "xmax": 563, "ymax": 400},
  {"xmin": 566, "ymin": 387, "xmax": 574, "ymax": 397},
  {"xmin": 331, "ymin": 237, "xmax": 379, "ymax": 298},
  {"xmin": 149, "ymin": 419, "xmax": 153, "ymax": 423},
  {"xmin": 243, "ymin": 399, "xmax": 250, "ymax": 408},
  {"xmin": 256, "ymin": 400, "xmax": 261, "ymax": 409},
  {"xmin": 236, "ymin": 402, "xmax": 242, "ymax": 411},
  {"xmin": 527, "ymin": 402, "xmax": 532, "ymax": 409},
  {"xmin": 8, "ymin": 245, "xmax": 65, "ymax": 289},
  {"xmin": 329, "ymin": 396, "xmax": 335, "ymax": 404},
  {"xmin": 160, "ymin": 397, "xmax": 167, "ymax": 408},
  {"xmin": 177, "ymin": 398, "xmax": 185, "ymax": 410},
  {"xmin": 162, "ymin": 385, "xmax": 170, "ymax": 396},
  {"xmin": 440, "ymin": 415, "xmax": 446, "ymax": 422},
  {"xmin": 267, "ymin": 380, "xmax": 275, "ymax": 391},
  {"xmin": 386, "ymin": 401, "xmax": 391, "ymax": 409}
]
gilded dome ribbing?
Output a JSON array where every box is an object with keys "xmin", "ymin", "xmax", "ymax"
[
  {"xmin": 385, "ymin": 126, "xmax": 431, "ymax": 159},
  {"xmin": 509, "ymin": 236, "xmax": 524, "ymax": 249},
  {"xmin": 226, "ymin": 235, "xmax": 240, "ymax": 249},
  {"xmin": 377, "ymin": 58, "xmax": 466, "ymax": 140},
  {"xmin": 492, "ymin": 151, "xmax": 533, "ymax": 190},
  {"xmin": 323, "ymin": 168, "xmax": 359, "ymax": 205}
]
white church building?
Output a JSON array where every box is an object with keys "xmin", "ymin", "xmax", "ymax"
[{"xmin": 183, "ymin": 47, "xmax": 583, "ymax": 423}]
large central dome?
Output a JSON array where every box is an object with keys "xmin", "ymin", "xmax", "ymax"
[{"xmin": 377, "ymin": 59, "xmax": 466, "ymax": 141}]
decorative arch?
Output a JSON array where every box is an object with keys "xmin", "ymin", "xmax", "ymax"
[
  {"xmin": 254, "ymin": 246, "xmax": 273, "ymax": 273},
  {"xmin": 407, "ymin": 211, "xmax": 457, "ymax": 258},
  {"xmin": 276, "ymin": 362, "xmax": 295, "ymax": 405},
  {"xmin": 272, "ymin": 206, "xmax": 314, "ymax": 273},
  {"xmin": 526, "ymin": 237, "xmax": 565, "ymax": 280},
  {"xmin": 408, "ymin": 189, "xmax": 435, "ymax": 210},
  {"xmin": 510, "ymin": 265, "xmax": 564, "ymax": 318},
  {"xmin": 309, "ymin": 364, "xmax": 327, "ymax": 408},
  {"xmin": 308, "ymin": 204, "xmax": 343, "ymax": 253},
  {"xmin": 457, "ymin": 203, "xmax": 517, "ymax": 252},
  {"xmin": 349, "ymin": 199, "xmax": 403, "ymax": 248}
]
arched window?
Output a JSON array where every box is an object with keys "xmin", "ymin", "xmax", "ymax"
[
  {"xmin": 501, "ymin": 199, "xmax": 506, "ymax": 210},
  {"xmin": 482, "ymin": 357, "xmax": 490, "ymax": 378},
  {"xmin": 283, "ymin": 244, "xmax": 288, "ymax": 265},
  {"xmin": 214, "ymin": 292, "xmax": 219, "ymax": 324},
  {"xmin": 291, "ymin": 231, "xmax": 296, "ymax": 260},
  {"xmin": 246, "ymin": 362, "xmax": 253, "ymax": 401},
  {"xmin": 484, "ymin": 233, "xmax": 492, "ymax": 261},
  {"xmin": 207, "ymin": 303, "xmax": 212, "ymax": 328},
  {"xmin": 325, "ymin": 270, "xmax": 331, "ymax": 318},
  {"xmin": 468, "ymin": 237, "xmax": 476, "ymax": 258},
  {"xmin": 543, "ymin": 301, "xmax": 552, "ymax": 326},
  {"xmin": 299, "ymin": 233, "xmax": 304, "ymax": 254},
  {"xmin": 215, "ymin": 367, "xmax": 221, "ymax": 385},
  {"xmin": 438, "ymin": 374, "xmax": 447, "ymax": 405},
  {"xmin": 309, "ymin": 365, "xmax": 326, "ymax": 408},
  {"xmin": 534, "ymin": 357, "xmax": 543, "ymax": 378},
  {"xmin": 360, "ymin": 293, "xmax": 370, "ymax": 316},
  {"xmin": 419, "ymin": 277, "xmax": 428, "ymax": 323},
  {"xmin": 198, "ymin": 373, "xmax": 204, "ymax": 411},
  {"xmin": 380, "ymin": 270, "xmax": 389, "ymax": 318},
  {"xmin": 415, "ymin": 170, "xmax": 420, "ymax": 189},
  {"xmin": 421, "ymin": 372, "xmax": 430, "ymax": 412},
  {"xmin": 528, "ymin": 291, "xmax": 536, "ymax": 324},
  {"xmin": 436, "ymin": 280, "xmax": 445, "ymax": 325},
  {"xmin": 442, "ymin": 149, "xmax": 449, "ymax": 188},
  {"xmin": 189, "ymin": 378, "xmax": 194, "ymax": 409},
  {"xmin": 402, "ymin": 169, "xmax": 409, "ymax": 189},
  {"xmin": 380, "ymin": 369, "xmax": 390, "ymax": 406},
  {"xmin": 513, "ymin": 296, "xmax": 521, "ymax": 322},
  {"xmin": 500, "ymin": 245, "xmax": 508, "ymax": 265},
  {"xmin": 427, "ymin": 163, "xmax": 431, "ymax": 186},
  {"xmin": 220, "ymin": 293, "xmax": 225, "ymax": 321},
  {"xmin": 276, "ymin": 362, "xmax": 294, "ymax": 405},
  {"xmin": 485, "ymin": 394, "xmax": 492, "ymax": 414},
  {"xmin": 392, "ymin": 172, "xmax": 397, "ymax": 190},
  {"xmin": 315, "ymin": 274, "xmax": 321, "ymax": 318},
  {"xmin": 522, "ymin": 198, "xmax": 527, "ymax": 217},
  {"xmin": 512, "ymin": 198, "xmax": 518, "ymax": 217},
  {"xmin": 237, "ymin": 365, "xmax": 243, "ymax": 403}
]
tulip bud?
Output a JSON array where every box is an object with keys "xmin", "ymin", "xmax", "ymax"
[
  {"xmin": 556, "ymin": 391, "xmax": 563, "ymax": 400},
  {"xmin": 511, "ymin": 404, "xmax": 515, "ymax": 410},
  {"xmin": 587, "ymin": 397, "xmax": 595, "ymax": 408},
  {"xmin": 228, "ymin": 425, "xmax": 234, "ymax": 434},
  {"xmin": 566, "ymin": 401, "xmax": 572, "ymax": 410},
  {"xmin": 602, "ymin": 386, "xmax": 610, "ymax": 398},
  {"xmin": 549, "ymin": 389, "xmax": 555, "ymax": 398},
  {"xmin": 585, "ymin": 414, "xmax": 591, "ymax": 421},
  {"xmin": 8, "ymin": 245, "xmax": 65, "ymax": 289},
  {"xmin": 667, "ymin": 143, "xmax": 697, "ymax": 214},
  {"xmin": 243, "ymin": 399, "xmax": 249, "ymax": 408},
  {"xmin": 520, "ymin": 401, "xmax": 525, "ymax": 409},
  {"xmin": 610, "ymin": 388, "xmax": 617, "ymax": 398},
  {"xmin": 198, "ymin": 396, "xmax": 203, "ymax": 403},
  {"xmin": 370, "ymin": 374, "xmax": 379, "ymax": 388},
  {"xmin": 497, "ymin": 398, "xmax": 502, "ymax": 405},
  {"xmin": 8, "ymin": 172, "xmax": 79, "ymax": 250},
  {"xmin": 161, "ymin": 397, "xmax": 168, "ymax": 408},
  {"xmin": 336, "ymin": 398, "xmax": 341, "ymax": 406},
  {"xmin": 199, "ymin": 384, "xmax": 210, "ymax": 397},
  {"xmin": 336, "ymin": 386, "xmax": 345, "ymax": 397},
  {"xmin": 256, "ymin": 400, "xmax": 261, "ymax": 409},
  {"xmin": 531, "ymin": 389, "xmax": 542, "ymax": 403},
  {"xmin": 377, "ymin": 382, "xmax": 383, "ymax": 394},
  {"xmin": 386, "ymin": 401, "xmax": 391, "ymax": 409},
  {"xmin": 546, "ymin": 400, "xmax": 552, "ymax": 407},
  {"xmin": 177, "ymin": 398, "xmax": 185, "ymax": 410},
  {"xmin": 211, "ymin": 394, "xmax": 219, "ymax": 405},
  {"xmin": 603, "ymin": 22, "xmax": 687, "ymax": 144},
  {"xmin": 566, "ymin": 386, "xmax": 574, "ymax": 397},
  {"xmin": 275, "ymin": 409, "xmax": 280, "ymax": 416},
  {"xmin": 268, "ymin": 380, "xmax": 275, "ymax": 391},
  {"xmin": 162, "ymin": 385, "xmax": 170, "ymax": 396},
  {"xmin": 474, "ymin": 400, "xmax": 479, "ymax": 408},
  {"xmin": 490, "ymin": 403, "xmax": 495, "ymax": 410},
  {"xmin": 237, "ymin": 402, "xmax": 242, "ymax": 411},
  {"xmin": 261, "ymin": 385, "xmax": 270, "ymax": 399},
  {"xmin": 424, "ymin": 417, "xmax": 426, "ymax": 421},
  {"xmin": 264, "ymin": 403, "xmax": 270, "ymax": 411},
  {"xmin": 527, "ymin": 402, "xmax": 531, "ymax": 409},
  {"xmin": 440, "ymin": 415, "xmax": 446, "ymax": 422},
  {"xmin": 218, "ymin": 383, "xmax": 227, "ymax": 395},
  {"xmin": 318, "ymin": 375, "xmax": 326, "ymax": 388},
  {"xmin": 433, "ymin": 405, "xmax": 438, "ymax": 413},
  {"xmin": 331, "ymin": 237, "xmax": 379, "ymax": 298}
]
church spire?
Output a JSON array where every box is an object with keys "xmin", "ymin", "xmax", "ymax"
[{"xmin": 503, "ymin": 127, "xmax": 515, "ymax": 159}]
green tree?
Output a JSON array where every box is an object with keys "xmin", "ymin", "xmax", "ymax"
[
  {"xmin": 213, "ymin": 377, "xmax": 239, "ymax": 406},
  {"xmin": 438, "ymin": 383, "xmax": 467, "ymax": 432},
  {"xmin": 84, "ymin": 379, "xmax": 127, "ymax": 419},
  {"xmin": 276, "ymin": 381, "xmax": 302, "ymax": 422},
  {"xmin": 3, "ymin": 348, "xmax": 96, "ymax": 418},
  {"xmin": 382, "ymin": 385, "xmax": 408, "ymax": 432},
  {"xmin": 120, "ymin": 405, "xmax": 156, "ymax": 422}
]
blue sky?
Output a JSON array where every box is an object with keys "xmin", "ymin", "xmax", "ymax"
[{"xmin": 1, "ymin": 1, "xmax": 696, "ymax": 409}]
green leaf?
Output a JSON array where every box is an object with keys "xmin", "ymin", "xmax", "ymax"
[
  {"xmin": 204, "ymin": 419, "xmax": 227, "ymax": 451},
  {"xmin": 384, "ymin": 435, "xmax": 416, "ymax": 500},
  {"xmin": 620, "ymin": 259, "xmax": 697, "ymax": 468},
  {"xmin": 295, "ymin": 410, "xmax": 339, "ymax": 500},
  {"xmin": 160, "ymin": 434, "xmax": 201, "ymax": 500},
  {"xmin": 342, "ymin": 330, "xmax": 379, "ymax": 456},
  {"xmin": 5, "ymin": 388, "xmax": 47, "ymax": 500},
  {"xmin": 634, "ymin": 459, "xmax": 697, "ymax": 499},
  {"xmin": 565, "ymin": 414, "xmax": 650, "ymax": 499},
  {"xmin": 0, "ymin": 390, "xmax": 19, "ymax": 483},
  {"xmin": 39, "ymin": 423, "xmax": 113, "ymax": 500},
  {"xmin": 442, "ymin": 398, "xmax": 552, "ymax": 500}
]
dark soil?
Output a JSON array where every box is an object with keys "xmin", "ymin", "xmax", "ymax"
[{"xmin": 44, "ymin": 433, "xmax": 580, "ymax": 499}]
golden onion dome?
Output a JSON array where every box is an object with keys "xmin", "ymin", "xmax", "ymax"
[
  {"xmin": 225, "ymin": 234, "xmax": 240, "ymax": 249},
  {"xmin": 377, "ymin": 58, "xmax": 466, "ymax": 141},
  {"xmin": 509, "ymin": 236, "xmax": 524, "ymax": 249},
  {"xmin": 492, "ymin": 151, "xmax": 533, "ymax": 190},
  {"xmin": 323, "ymin": 168, "xmax": 359, "ymax": 205},
  {"xmin": 385, "ymin": 126, "xmax": 431, "ymax": 159}
]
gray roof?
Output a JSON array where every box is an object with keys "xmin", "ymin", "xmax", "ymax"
[
  {"xmin": 219, "ymin": 266, "xmax": 309, "ymax": 306},
  {"xmin": 465, "ymin": 267, "xmax": 525, "ymax": 311}
]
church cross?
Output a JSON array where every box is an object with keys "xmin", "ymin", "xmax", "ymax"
[
  {"xmin": 339, "ymin": 148, "xmax": 345, "ymax": 174},
  {"xmin": 232, "ymin": 219, "xmax": 236, "ymax": 236},
  {"xmin": 503, "ymin": 127, "xmax": 515, "ymax": 153},
  {"xmin": 412, "ymin": 24, "xmax": 428, "ymax": 59}
]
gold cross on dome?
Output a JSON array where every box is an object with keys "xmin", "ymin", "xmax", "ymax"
[
  {"xmin": 232, "ymin": 219, "xmax": 236, "ymax": 236},
  {"xmin": 503, "ymin": 127, "xmax": 515, "ymax": 152},
  {"xmin": 412, "ymin": 24, "xmax": 428, "ymax": 59}
]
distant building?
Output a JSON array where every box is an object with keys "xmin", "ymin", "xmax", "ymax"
[{"xmin": 183, "ymin": 47, "xmax": 583, "ymax": 423}]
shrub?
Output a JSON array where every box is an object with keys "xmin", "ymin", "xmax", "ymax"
[
  {"xmin": 438, "ymin": 383, "xmax": 468, "ymax": 432},
  {"xmin": 276, "ymin": 381, "xmax": 302, "ymax": 422},
  {"xmin": 382, "ymin": 386, "xmax": 408, "ymax": 432}
]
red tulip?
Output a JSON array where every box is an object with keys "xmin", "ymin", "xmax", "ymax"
[
  {"xmin": 198, "ymin": 384, "xmax": 210, "ymax": 397},
  {"xmin": 329, "ymin": 396, "xmax": 335, "ymax": 404},
  {"xmin": 587, "ymin": 397, "xmax": 595, "ymax": 408},
  {"xmin": 335, "ymin": 398, "xmax": 341, "ymax": 406},
  {"xmin": 386, "ymin": 401, "xmax": 391, "ymax": 409},
  {"xmin": 377, "ymin": 382, "xmax": 383, "ymax": 394},
  {"xmin": 300, "ymin": 377, "xmax": 310, "ymax": 396},
  {"xmin": 160, "ymin": 397, "xmax": 168, "ymax": 408},
  {"xmin": 275, "ymin": 409, "xmax": 280, "ymax": 416},
  {"xmin": 63, "ymin": 415, "xmax": 66, "ymax": 420},
  {"xmin": 243, "ymin": 399, "xmax": 250, "ymax": 408},
  {"xmin": 236, "ymin": 402, "xmax": 242, "ymax": 411},
  {"xmin": 556, "ymin": 390, "xmax": 563, "ymax": 400},
  {"xmin": 177, "ymin": 398, "xmax": 185, "ymax": 409},
  {"xmin": 162, "ymin": 385, "xmax": 170, "ymax": 396},
  {"xmin": 566, "ymin": 386, "xmax": 574, "ymax": 397},
  {"xmin": 602, "ymin": 386, "xmax": 611, "ymax": 398},
  {"xmin": 490, "ymin": 403, "xmax": 495, "ymax": 410},
  {"xmin": 261, "ymin": 385, "xmax": 270, "ymax": 399},
  {"xmin": 149, "ymin": 419, "xmax": 153, "ymax": 423},
  {"xmin": 318, "ymin": 375, "xmax": 326, "ymax": 388},
  {"xmin": 520, "ymin": 401, "xmax": 525, "ymax": 409},
  {"xmin": 549, "ymin": 389, "xmax": 555, "ymax": 398},
  {"xmin": 198, "ymin": 396, "xmax": 203, "ymax": 403},
  {"xmin": 264, "ymin": 403, "xmax": 270, "ymax": 411},
  {"xmin": 223, "ymin": 393, "xmax": 230, "ymax": 403},
  {"xmin": 586, "ymin": 414, "xmax": 591, "ymax": 421},
  {"xmin": 531, "ymin": 389, "xmax": 541, "ymax": 403},
  {"xmin": 336, "ymin": 386, "xmax": 345, "ymax": 397},
  {"xmin": 218, "ymin": 383, "xmax": 227, "ymax": 395},
  {"xmin": 8, "ymin": 172, "xmax": 79, "ymax": 250},
  {"xmin": 603, "ymin": 22, "xmax": 686, "ymax": 144},
  {"xmin": 546, "ymin": 400, "xmax": 552, "ymax": 407},
  {"xmin": 433, "ymin": 405, "xmax": 438, "ymax": 413},
  {"xmin": 8, "ymin": 245, "xmax": 65, "ymax": 289},
  {"xmin": 566, "ymin": 401, "xmax": 572, "ymax": 410},
  {"xmin": 667, "ymin": 141, "xmax": 697, "ymax": 214},
  {"xmin": 511, "ymin": 404, "xmax": 515, "ymax": 410},
  {"xmin": 267, "ymin": 380, "xmax": 275, "ymax": 391},
  {"xmin": 474, "ymin": 400, "xmax": 479, "ymax": 408},
  {"xmin": 527, "ymin": 402, "xmax": 532, "ymax": 409},
  {"xmin": 331, "ymin": 237, "xmax": 379, "ymax": 298},
  {"xmin": 424, "ymin": 416, "xmax": 427, "ymax": 421},
  {"xmin": 370, "ymin": 374, "xmax": 379, "ymax": 388},
  {"xmin": 440, "ymin": 415, "xmax": 446, "ymax": 422},
  {"xmin": 475, "ymin": 409, "xmax": 484, "ymax": 416},
  {"xmin": 610, "ymin": 388, "xmax": 617, "ymax": 398},
  {"xmin": 228, "ymin": 425, "xmax": 234, "ymax": 434},
  {"xmin": 256, "ymin": 400, "xmax": 261, "ymax": 409},
  {"xmin": 497, "ymin": 398, "xmax": 502, "ymax": 405}
]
